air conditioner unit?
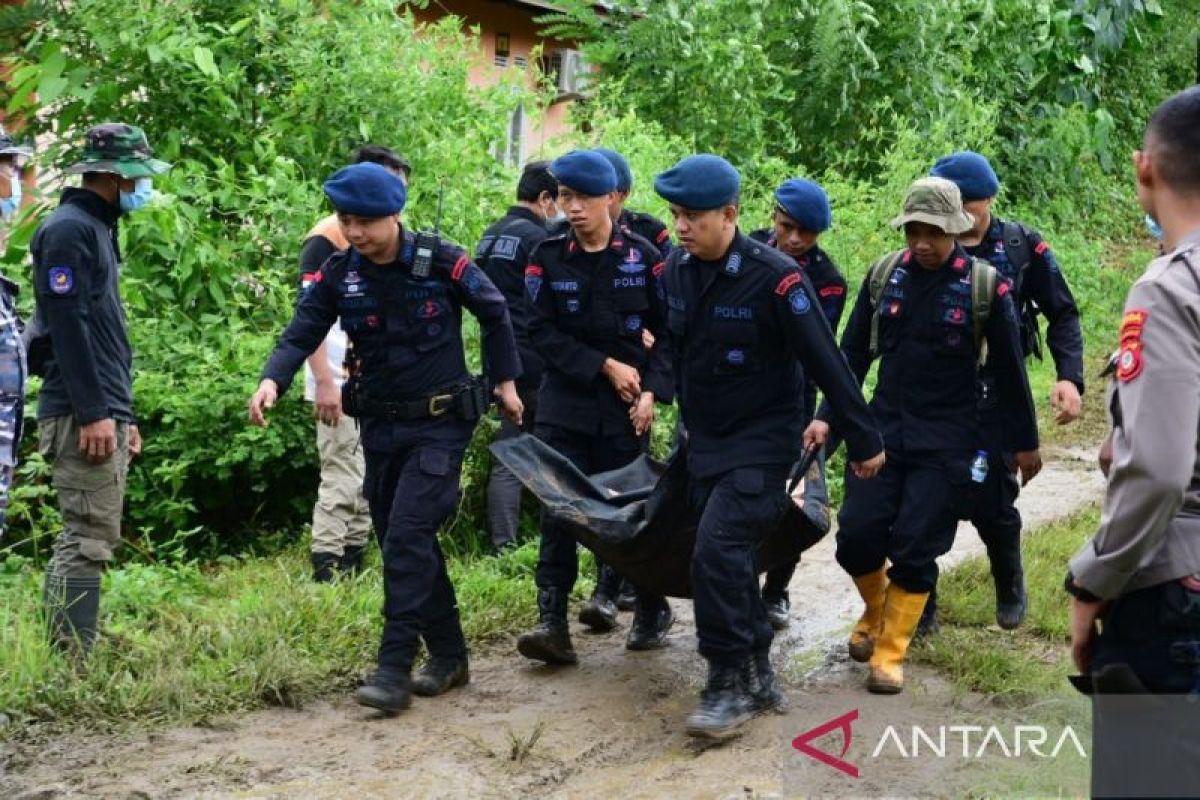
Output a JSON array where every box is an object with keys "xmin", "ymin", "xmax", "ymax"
[{"xmin": 551, "ymin": 48, "xmax": 591, "ymax": 100}]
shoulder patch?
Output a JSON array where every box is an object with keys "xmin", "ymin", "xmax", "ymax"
[
  {"xmin": 996, "ymin": 281, "xmax": 1010, "ymax": 297},
  {"xmin": 817, "ymin": 285, "xmax": 845, "ymax": 298},
  {"xmin": 656, "ymin": 228, "xmax": 670, "ymax": 244},
  {"xmin": 48, "ymin": 266, "xmax": 75, "ymax": 295},
  {"xmin": 1116, "ymin": 341, "xmax": 1144, "ymax": 383},
  {"xmin": 787, "ymin": 288, "xmax": 811, "ymax": 315},
  {"xmin": 1120, "ymin": 309, "xmax": 1147, "ymax": 342},
  {"xmin": 1034, "ymin": 241, "xmax": 1049, "ymax": 256},
  {"xmin": 774, "ymin": 271, "xmax": 803, "ymax": 296},
  {"xmin": 450, "ymin": 254, "xmax": 470, "ymax": 282},
  {"xmin": 525, "ymin": 264, "xmax": 544, "ymax": 302}
]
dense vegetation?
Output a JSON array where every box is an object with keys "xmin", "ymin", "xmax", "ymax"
[{"xmin": 0, "ymin": 0, "xmax": 1193, "ymax": 726}]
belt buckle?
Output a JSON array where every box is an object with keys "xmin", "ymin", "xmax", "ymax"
[{"xmin": 428, "ymin": 393, "xmax": 454, "ymax": 417}]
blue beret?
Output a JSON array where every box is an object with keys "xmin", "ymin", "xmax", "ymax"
[
  {"xmin": 930, "ymin": 151, "xmax": 1000, "ymax": 201},
  {"xmin": 653, "ymin": 154, "xmax": 740, "ymax": 210},
  {"xmin": 323, "ymin": 162, "xmax": 407, "ymax": 216},
  {"xmin": 551, "ymin": 150, "xmax": 617, "ymax": 196},
  {"xmin": 774, "ymin": 178, "xmax": 831, "ymax": 233},
  {"xmin": 595, "ymin": 148, "xmax": 633, "ymax": 192}
]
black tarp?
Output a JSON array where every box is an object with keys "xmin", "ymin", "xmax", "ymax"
[{"xmin": 489, "ymin": 434, "xmax": 832, "ymax": 598}]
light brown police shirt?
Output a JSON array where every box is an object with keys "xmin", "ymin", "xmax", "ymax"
[{"xmin": 1070, "ymin": 225, "xmax": 1200, "ymax": 599}]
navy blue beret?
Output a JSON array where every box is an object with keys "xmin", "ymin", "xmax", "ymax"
[
  {"xmin": 595, "ymin": 148, "xmax": 633, "ymax": 192},
  {"xmin": 551, "ymin": 150, "xmax": 617, "ymax": 196},
  {"xmin": 323, "ymin": 162, "xmax": 407, "ymax": 216},
  {"xmin": 774, "ymin": 178, "xmax": 831, "ymax": 233},
  {"xmin": 930, "ymin": 151, "xmax": 1000, "ymax": 201},
  {"xmin": 654, "ymin": 154, "xmax": 740, "ymax": 210}
]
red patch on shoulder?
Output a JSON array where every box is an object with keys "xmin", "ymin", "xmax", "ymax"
[
  {"xmin": 818, "ymin": 285, "xmax": 845, "ymax": 298},
  {"xmin": 952, "ymin": 256, "xmax": 968, "ymax": 272},
  {"xmin": 774, "ymin": 272, "xmax": 803, "ymax": 296},
  {"xmin": 301, "ymin": 271, "xmax": 321, "ymax": 285},
  {"xmin": 450, "ymin": 255, "xmax": 469, "ymax": 281},
  {"xmin": 652, "ymin": 261, "xmax": 666, "ymax": 277},
  {"xmin": 1120, "ymin": 309, "xmax": 1148, "ymax": 343},
  {"xmin": 656, "ymin": 229, "xmax": 670, "ymax": 244},
  {"xmin": 996, "ymin": 281, "xmax": 1010, "ymax": 297},
  {"xmin": 1034, "ymin": 241, "xmax": 1049, "ymax": 255},
  {"xmin": 1116, "ymin": 341, "xmax": 1144, "ymax": 383}
]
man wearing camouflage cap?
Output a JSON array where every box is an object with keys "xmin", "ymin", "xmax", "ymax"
[
  {"xmin": 30, "ymin": 123, "xmax": 170, "ymax": 655},
  {"xmin": 809, "ymin": 177, "xmax": 1039, "ymax": 694}
]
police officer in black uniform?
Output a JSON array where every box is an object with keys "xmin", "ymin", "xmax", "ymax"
[
  {"xmin": 654, "ymin": 154, "xmax": 884, "ymax": 740},
  {"xmin": 814, "ymin": 177, "xmax": 1040, "ymax": 695},
  {"xmin": 515, "ymin": 150, "xmax": 675, "ymax": 664},
  {"xmin": 596, "ymin": 148, "xmax": 673, "ymax": 258},
  {"xmin": 249, "ymin": 163, "xmax": 524, "ymax": 713},
  {"xmin": 924, "ymin": 151, "xmax": 1084, "ymax": 633},
  {"xmin": 476, "ymin": 161, "xmax": 561, "ymax": 551},
  {"xmin": 749, "ymin": 178, "xmax": 848, "ymax": 629}
]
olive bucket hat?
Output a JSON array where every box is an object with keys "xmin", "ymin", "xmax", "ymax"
[
  {"xmin": 63, "ymin": 123, "xmax": 172, "ymax": 178},
  {"xmin": 890, "ymin": 176, "xmax": 974, "ymax": 235}
]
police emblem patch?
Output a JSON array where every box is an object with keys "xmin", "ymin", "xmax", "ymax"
[
  {"xmin": 725, "ymin": 252, "xmax": 742, "ymax": 276},
  {"xmin": 525, "ymin": 265, "xmax": 543, "ymax": 302},
  {"xmin": 726, "ymin": 348, "xmax": 746, "ymax": 365},
  {"xmin": 788, "ymin": 288, "xmax": 811, "ymax": 315},
  {"xmin": 48, "ymin": 266, "xmax": 74, "ymax": 295},
  {"xmin": 625, "ymin": 314, "xmax": 641, "ymax": 331},
  {"xmin": 567, "ymin": 298, "xmax": 580, "ymax": 313}
]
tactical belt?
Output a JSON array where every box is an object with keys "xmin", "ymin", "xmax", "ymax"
[{"xmin": 351, "ymin": 378, "xmax": 488, "ymax": 422}]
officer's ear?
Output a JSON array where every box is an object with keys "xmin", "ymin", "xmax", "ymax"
[{"xmin": 721, "ymin": 203, "xmax": 739, "ymax": 227}]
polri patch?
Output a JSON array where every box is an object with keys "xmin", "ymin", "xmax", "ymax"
[
  {"xmin": 48, "ymin": 266, "xmax": 75, "ymax": 295},
  {"xmin": 788, "ymin": 288, "xmax": 811, "ymax": 315}
]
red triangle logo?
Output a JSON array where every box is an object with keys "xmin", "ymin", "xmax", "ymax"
[{"xmin": 792, "ymin": 709, "xmax": 860, "ymax": 778}]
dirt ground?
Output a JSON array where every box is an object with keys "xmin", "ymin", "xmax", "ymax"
[{"xmin": 2, "ymin": 445, "xmax": 1104, "ymax": 799}]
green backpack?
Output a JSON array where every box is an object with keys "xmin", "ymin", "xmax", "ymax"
[{"xmin": 865, "ymin": 250, "xmax": 999, "ymax": 365}]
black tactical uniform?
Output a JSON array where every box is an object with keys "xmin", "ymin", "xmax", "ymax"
[
  {"xmin": 517, "ymin": 225, "xmax": 675, "ymax": 660},
  {"xmin": 261, "ymin": 227, "xmax": 521, "ymax": 702},
  {"xmin": 663, "ymin": 231, "xmax": 880, "ymax": 696},
  {"xmin": 475, "ymin": 205, "xmax": 551, "ymax": 549}
]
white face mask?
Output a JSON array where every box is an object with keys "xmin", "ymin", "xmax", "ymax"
[
  {"xmin": 119, "ymin": 176, "xmax": 154, "ymax": 213},
  {"xmin": 0, "ymin": 172, "xmax": 19, "ymax": 220}
]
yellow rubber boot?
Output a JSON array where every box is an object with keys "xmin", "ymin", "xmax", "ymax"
[
  {"xmin": 848, "ymin": 568, "xmax": 888, "ymax": 663},
  {"xmin": 867, "ymin": 584, "xmax": 929, "ymax": 694}
]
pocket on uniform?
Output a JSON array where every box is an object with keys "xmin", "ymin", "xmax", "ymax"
[
  {"xmin": 709, "ymin": 320, "xmax": 761, "ymax": 375},
  {"xmin": 553, "ymin": 291, "xmax": 587, "ymax": 317},
  {"xmin": 613, "ymin": 291, "xmax": 650, "ymax": 338},
  {"xmin": 418, "ymin": 448, "xmax": 450, "ymax": 478},
  {"xmin": 943, "ymin": 451, "xmax": 980, "ymax": 521},
  {"xmin": 732, "ymin": 467, "xmax": 764, "ymax": 496}
]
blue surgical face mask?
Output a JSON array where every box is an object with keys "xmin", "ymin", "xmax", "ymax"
[
  {"xmin": 0, "ymin": 172, "xmax": 19, "ymax": 220},
  {"xmin": 119, "ymin": 177, "xmax": 153, "ymax": 213},
  {"xmin": 1144, "ymin": 214, "xmax": 1164, "ymax": 241}
]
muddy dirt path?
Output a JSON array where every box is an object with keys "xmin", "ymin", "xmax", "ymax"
[{"xmin": 4, "ymin": 446, "xmax": 1104, "ymax": 799}]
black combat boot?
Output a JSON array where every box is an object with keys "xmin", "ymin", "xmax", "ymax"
[
  {"xmin": 355, "ymin": 669, "xmax": 412, "ymax": 713},
  {"xmin": 749, "ymin": 650, "xmax": 787, "ymax": 714},
  {"xmin": 989, "ymin": 540, "xmax": 1028, "ymax": 630},
  {"xmin": 616, "ymin": 578, "xmax": 638, "ymax": 612},
  {"xmin": 913, "ymin": 584, "xmax": 940, "ymax": 640},
  {"xmin": 763, "ymin": 591, "xmax": 791, "ymax": 631},
  {"xmin": 578, "ymin": 563, "xmax": 619, "ymax": 632},
  {"xmin": 311, "ymin": 551, "xmax": 340, "ymax": 583},
  {"xmin": 517, "ymin": 587, "xmax": 578, "ymax": 664},
  {"xmin": 339, "ymin": 544, "xmax": 366, "ymax": 576},
  {"xmin": 685, "ymin": 661, "xmax": 756, "ymax": 740},
  {"xmin": 625, "ymin": 595, "xmax": 674, "ymax": 651},
  {"xmin": 44, "ymin": 573, "xmax": 101, "ymax": 656},
  {"xmin": 411, "ymin": 655, "xmax": 470, "ymax": 697}
]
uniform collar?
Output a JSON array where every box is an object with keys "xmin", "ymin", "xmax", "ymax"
[
  {"xmin": 694, "ymin": 230, "xmax": 746, "ymax": 277},
  {"xmin": 564, "ymin": 222, "xmax": 621, "ymax": 260},
  {"xmin": 61, "ymin": 186, "xmax": 121, "ymax": 228},
  {"xmin": 507, "ymin": 205, "xmax": 544, "ymax": 226}
]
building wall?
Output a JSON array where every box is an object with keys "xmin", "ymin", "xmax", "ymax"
[{"xmin": 409, "ymin": 0, "xmax": 577, "ymax": 163}]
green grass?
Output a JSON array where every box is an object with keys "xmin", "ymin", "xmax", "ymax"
[
  {"xmin": 0, "ymin": 541, "xmax": 586, "ymax": 734},
  {"xmin": 914, "ymin": 506, "xmax": 1100, "ymax": 699}
]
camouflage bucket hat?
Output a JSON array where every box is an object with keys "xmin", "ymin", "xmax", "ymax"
[
  {"xmin": 64, "ymin": 123, "xmax": 172, "ymax": 178},
  {"xmin": 890, "ymin": 177, "xmax": 974, "ymax": 235},
  {"xmin": 0, "ymin": 125, "xmax": 33, "ymax": 158}
]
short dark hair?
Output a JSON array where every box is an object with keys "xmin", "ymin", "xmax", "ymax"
[
  {"xmin": 517, "ymin": 160, "xmax": 558, "ymax": 202},
  {"xmin": 1147, "ymin": 86, "xmax": 1200, "ymax": 193},
  {"xmin": 353, "ymin": 145, "xmax": 411, "ymax": 178}
]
